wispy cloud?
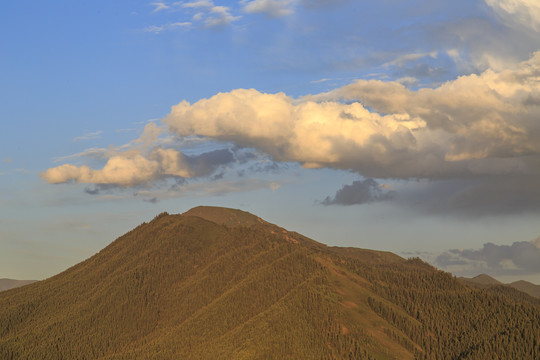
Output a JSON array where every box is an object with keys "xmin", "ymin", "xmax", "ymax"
[
  {"xmin": 73, "ymin": 130, "xmax": 103, "ymax": 142},
  {"xmin": 143, "ymin": 21, "xmax": 191, "ymax": 33},
  {"xmin": 150, "ymin": 2, "xmax": 170, "ymax": 12},
  {"xmin": 183, "ymin": 0, "xmax": 214, "ymax": 8},
  {"xmin": 382, "ymin": 51, "xmax": 438, "ymax": 68},
  {"xmin": 242, "ymin": 0, "xmax": 297, "ymax": 17}
]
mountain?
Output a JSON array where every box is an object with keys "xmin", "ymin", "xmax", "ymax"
[
  {"xmin": 0, "ymin": 279, "xmax": 37, "ymax": 292},
  {"xmin": 0, "ymin": 206, "xmax": 539, "ymax": 359},
  {"xmin": 510, "ymin": 280, "xmax": 540, "ymax": 299},
  {"xmin": 458, "ymin": 273, "xmax": 502, "ymax": 288},
  {"xmin": 460, "ymin": 274, "xmax": 540, "ymax": 299}
]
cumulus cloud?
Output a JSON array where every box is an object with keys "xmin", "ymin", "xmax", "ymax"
[
  {"xmin": 43, "ymin": 51, "xmax": 540, "ymax": 214},
  {"xmin": 435, "ymin": 238, "xmax": 540, "ymax": 277},
  {"xmin": 158, "ymin": 52, "xmax": 540, "ymax": 213},
  {"xmin": 242, "ymin": 0, "xmax": 296, "ymax": 17},
  {"xmin": 42, "ymin": 148, "xmax": 234, "ymax": 187},
  {"xmin": 182, "ymin": 1, "xmax": 240, "ymax": 27},
  {"xmin": 164, "ymin": 89, "xmax": 428, "ymax": 176},
  {"xmin": 166, "ymin": 52, "xmax": 540, "ymax": 180},
  {"xmin": 41, "ymin": 123, "xmax": 235, "ymax": 187},
  {"xmin": 321, "ymin": 178, "xmax": 395, "ymax": 205}
]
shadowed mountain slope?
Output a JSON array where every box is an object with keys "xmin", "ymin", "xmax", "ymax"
[{"xmin": 0, "ymin": 207, "xmax": 539, "ymax": 359}]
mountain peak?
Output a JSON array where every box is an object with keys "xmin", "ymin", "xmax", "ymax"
[
  {"xmin": 182, "ymin": 206, "xmax": 267, "ymax": 228},
  {"xmin": 470, "ymin": 273, "xmax": 502, "ymax": 285}
]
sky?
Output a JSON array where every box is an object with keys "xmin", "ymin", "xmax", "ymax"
[{"xmin": 1, "ymin": 0, "xmax": 540, "ymax": 284}]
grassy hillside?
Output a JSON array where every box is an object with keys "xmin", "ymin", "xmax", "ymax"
[{"xmin": 0, "ymin": 207, "xmax": 539, "ymax": 359}]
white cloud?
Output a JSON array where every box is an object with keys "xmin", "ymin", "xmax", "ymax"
[{"xmin": 242, "ymin": 0, "xmax": 296, "ymax": 17}]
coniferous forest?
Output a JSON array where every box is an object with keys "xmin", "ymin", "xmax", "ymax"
[{"xmin": 0, "ymin": 206, "xmax": 538, "ymax": 359}]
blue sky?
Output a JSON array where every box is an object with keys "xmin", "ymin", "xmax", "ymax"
[{"xmin": 1, "ymin": 0, "xmax": 540, "ymax": 284}]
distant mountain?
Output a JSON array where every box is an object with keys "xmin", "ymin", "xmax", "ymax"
[
  {"xmin": 509, "ymin": 280, "xmax": 540, "ymax": 299},
  {"xmin": 460, "ymin": 274, "xmax": 540, "ymax": 299},
  {"xmin": 0, "ymin": 278, "xmax": 37, "ymax": 292},
  {"xmin": 1, "ymin": 206, "xmax": 539, "ymax": 359},
  {"xmin": 458, "ymin": 273, "xmax": 502, "ymax": 288}
]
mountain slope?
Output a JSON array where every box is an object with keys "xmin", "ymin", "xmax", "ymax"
[
  {"xmin": 509, "ymin": 280, "xmax": 540, "ymax": 299},
  {"xmin": 0, "ymin": 279, "xmax": 37, "ymax": 292},
  {"xmin": 0, "ymin": 207, "xmax": 539, "ymax": 359}
]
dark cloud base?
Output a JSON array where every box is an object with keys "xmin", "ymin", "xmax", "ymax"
[
  {"xmin": 435, "ymin": 240, "xmax": 540, "ymax": 278},
  {"xmin": 321, "ymin": 178, "xmax": 395, "ymax": 205}
]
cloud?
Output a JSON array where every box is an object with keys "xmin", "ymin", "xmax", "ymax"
[
  {"xmin": 159, "ymin": 52, "xmax": 540, "ymax": 214},
  {"xmin": 41, "ymin": 123, "xmax": 235, "ymax": 187},
  {"xmin": 183, "ymin": 0, "xmax": 214, "ymax": 8},
  {"xmin": 382, "ymin": 51, "xmax": 438, "ymax": 68},
  {"xmin": 73, "ymin": 130, "xmax": 103, "ymax": 142},
  {"xmin": 151, "ymin": 2, "xmax": 170, "ymax": 12},
  {"xmin": 42, "ymin": 148, "xmax": 234, "ymax": 187},
  {"xmin": 204, "ymin": 6, "xmax": 241, "ymax": 27},
  {"xmin": 182, "ymin": 1, "xmax": 240, "ymax": 27},
  {"xmin": 166, "ymin": 52, "xmax": 540, "ymax": 179},
  {"xmin": 143, "ymin": 22, "xmax": 191, "ymax": 33},
  {"xmin": 43, "ymin": 50, "xmax": 540, "ymax": 214},
  {"xmin": 485, "ymin": 0, "xmax": 540, "ymax": 32},
  {"xmin": 242, "ymin": 0, "xmax": 296, "ymax": 17},
  {"xmin": 435, "ymin": 238, "xmax": 540, "ymax": 277},
  {"xmin": 321, "ymin": 178, "xmax": 395, "ymax": 206}
]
